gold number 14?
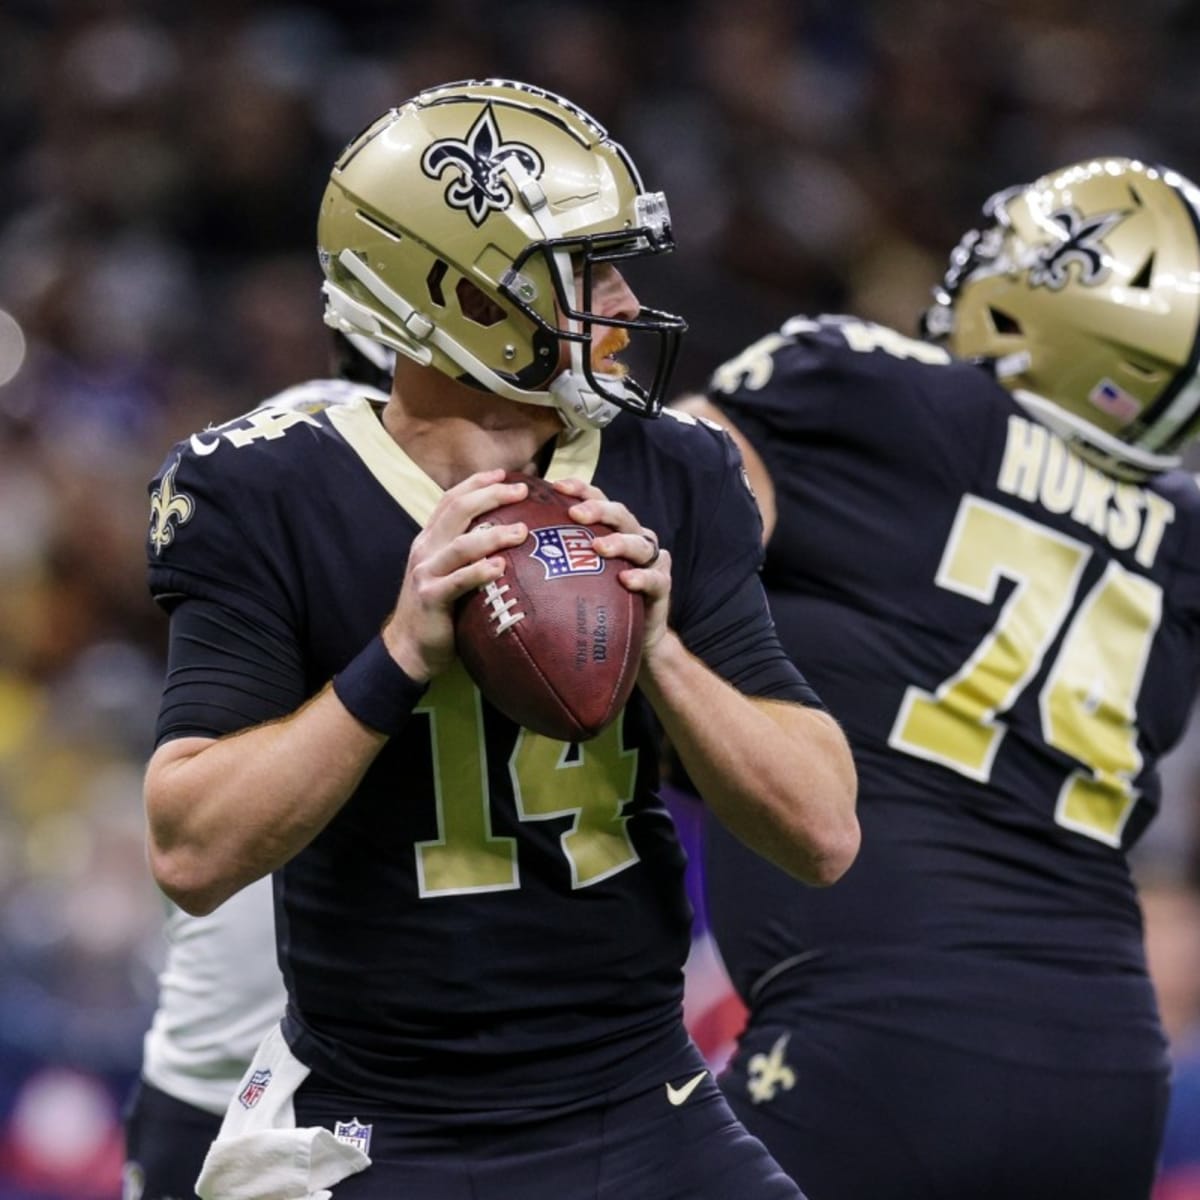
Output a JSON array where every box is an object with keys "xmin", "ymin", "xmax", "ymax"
[{"xmin": 414, "ymin": 664, "xmax": 640, "ymax": 897}]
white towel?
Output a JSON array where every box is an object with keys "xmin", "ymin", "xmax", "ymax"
[
  {"xmin": 196, "ymin": 1128, "xmax": 369, "ymax": 1200},
  {"xmin": 195, "ymin": 1024, "xmax": 371, "ymax": 1200}
]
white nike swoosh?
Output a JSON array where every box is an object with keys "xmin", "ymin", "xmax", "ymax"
[
  {"xmin": 189, "ymin": 432, "xmax": 221, "ymax": 456},
  {"xmin": 665, "ymin": 1070, "xmax": 708, "ymax": 1107}
]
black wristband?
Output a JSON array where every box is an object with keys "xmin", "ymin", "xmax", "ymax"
[{"xmin": 332, "ymin": 635, "xmax": 429, "ymax": 736}]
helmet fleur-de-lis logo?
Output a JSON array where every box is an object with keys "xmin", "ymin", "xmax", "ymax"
[
  {"xmin": 148, "ymin": 457, "xmax": 195, "ymax": 556},
  {"xmin": 1028, "ymin": 205, "xmax": 1127, "ymax": 290},
  {"xmin": 746, "ymin": 1034, "xmax": 797, "ymax": 1105},
  {"xmin": 421, "ymin": 106, "xmax": 544, "ymax": 227}
]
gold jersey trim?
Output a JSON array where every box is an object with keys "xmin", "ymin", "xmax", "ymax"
[{"xmin": 327, "ymin": 398, "xmax": 602, "ymax": 527}]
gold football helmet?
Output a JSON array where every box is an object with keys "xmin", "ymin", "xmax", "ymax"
[
  {"xmin": 318, "ymin": 79, "xmax": 686, "ymax": 430},
  {"xmin": 923, "ymin": 158, "xmax": 1200, "ymax": 476}
]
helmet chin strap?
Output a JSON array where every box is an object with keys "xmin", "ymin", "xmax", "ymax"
[
  {"xmin": 544, "ymin": 246, "xmax": 624, "ymax": 430},
  {"xmin": 550, "ymin": 369, "xmax": 625, "ymax": 429},
  {"xmin": 1012, "ymin": 389, "xmax": 1180, "ymax": 479}
]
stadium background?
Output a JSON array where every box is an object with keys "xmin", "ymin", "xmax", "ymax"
[{"xmin": 1, "ymin": 1, "xmax": 1199, "ymax": 1196}]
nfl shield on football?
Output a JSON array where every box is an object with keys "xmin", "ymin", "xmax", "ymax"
[{"xmin": 455, "ymin": 473, "xmax": 645, "ymax": 741}]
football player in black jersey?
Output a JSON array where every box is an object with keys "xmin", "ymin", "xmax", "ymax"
[
  {"xmin": 678, "ymin": 157, "xmax": 1200, "ymax": 1200},
  {"xmin": 140, "ymin": 80, "xmax": 857, "ymax": 1200}
]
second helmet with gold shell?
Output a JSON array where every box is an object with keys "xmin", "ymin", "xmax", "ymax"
[
  {"xmin": 924, "ymin": 157, "xmax": 1200, "ymax": 477},
  {"xmin": 318, "ymin": 78, "xmax": 686, "ymax": 431}
]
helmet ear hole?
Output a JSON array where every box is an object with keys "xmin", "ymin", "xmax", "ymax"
[
  {"xmin": 427, "ymin": 261, "xmax": 449, "ymax": 306},
  {"xmin": 989, "ymin": 307, "xmax": 1023, "ymax": 336},
  {"xmin": 457, "ymin": 279, "xmax": 506, "ymax": 328},
  {"xmin": 1128, "ymin": 253, "xmax": 1155, "ymax": 290}
]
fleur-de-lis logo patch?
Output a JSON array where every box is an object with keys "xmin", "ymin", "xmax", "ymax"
[
  {"xmin": 421, "ymin": 106, "xmax": 544, "ymax": 227},
  {"xmin": 1027, "ymin": 205, "xmax": 1127, "ymax": 291},
  {"xmin": 148, "ymin": 457, "xmax": 195, "ymax": 556},
  {"xmin": 746, "ymin": 1033, "xmax": 797, "ymax": 1105}
]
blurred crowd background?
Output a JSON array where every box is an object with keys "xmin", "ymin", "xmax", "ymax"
[{"xmin": 3, "ymin": 1, "xmax": 1200, "ymax": 1197}]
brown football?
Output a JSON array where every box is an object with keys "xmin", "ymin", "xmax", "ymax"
[{"xmin": 455, "ymin": 472, "xmax": 645, "ymax": 741}]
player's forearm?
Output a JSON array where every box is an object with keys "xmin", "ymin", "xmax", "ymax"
[
  {"xmin": 144, "ymin": 686, "xmax": 387, "ymax": 916},
  {"xmin": 640, "ymin": 632, "xmax": 859, "ymax": 885}
]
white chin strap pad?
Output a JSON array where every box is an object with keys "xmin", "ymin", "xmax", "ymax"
[{"xmin": 550, "ymin": 372, "xmax": 625, "ymax": 430}]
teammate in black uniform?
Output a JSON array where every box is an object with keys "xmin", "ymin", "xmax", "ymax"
[
  {"xmin": 679, "ymin": 157, "xmax": 1200, "ymax": 1200},
  {"xmin": 141, "ymin": 80, "xmax": 858, "ymax": 1200}
]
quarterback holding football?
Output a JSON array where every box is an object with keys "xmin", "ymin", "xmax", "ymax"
[{"xmin": 141, "ymin": 79, "xmax": 857, "ymax": 1200}]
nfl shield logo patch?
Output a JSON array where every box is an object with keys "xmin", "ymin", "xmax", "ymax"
[
  {"xmin": 238, "ymin": 1068, "xmax": 272, "ymax": 1109},
  {"xmin": 334, "ymin": 1118, "xmax": 373, "ymax": 1155},
  {"xmin": 530, "ymin": 526, "xmax": 604, "ymax": 579}
]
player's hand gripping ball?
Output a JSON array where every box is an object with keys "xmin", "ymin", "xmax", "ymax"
[{"xmin": 455, "ymin": 473, "xmax": 646, "ymax": 741}]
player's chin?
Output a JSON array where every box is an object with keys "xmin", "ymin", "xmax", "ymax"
[{"xmin": 591, "ymin": 358, "xmax": 630, "ymax": 378}]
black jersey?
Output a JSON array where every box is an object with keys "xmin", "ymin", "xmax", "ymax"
[
  {"xmin": 145, "ymin": 385, "xmax": 816, "ymax": 1110},
  {"xmin": 703, "ymin": 316, "xmax": 1200, "ymax": 1070}
]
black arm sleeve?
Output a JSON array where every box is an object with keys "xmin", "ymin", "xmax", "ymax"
[
  {"xmin": 671, "ymin": 420, "xmax": 823, "ymax": 707},
  {"xmin": 155, "ymin": 597, "xmax": 308, "ymax": 745},
  {"xmin": 683, "ymin": 570, "xmax": 825, "ymax": 709}
]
